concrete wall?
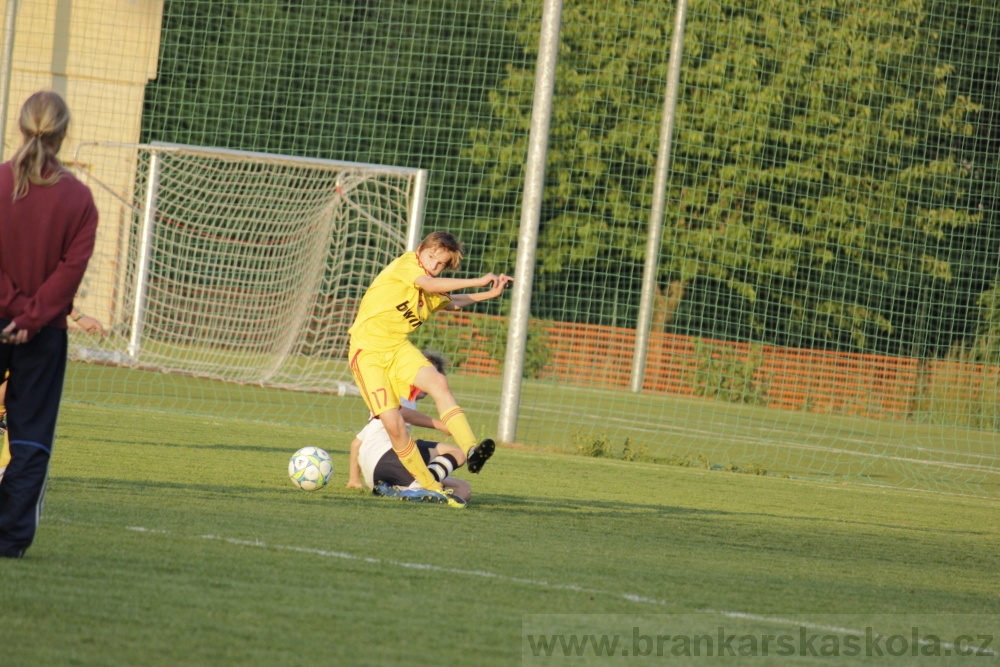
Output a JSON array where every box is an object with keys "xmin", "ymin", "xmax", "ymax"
[{"xmin": 0, "ymin": 0, "xmax": 164, "ymax": 327}]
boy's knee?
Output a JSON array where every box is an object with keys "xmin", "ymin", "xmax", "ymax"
[
  {"xmin": 415, "ymin": 366, "xmax": 450, "ymax": 396},
  {"xmin": 379, "ymin": 410, "xmax": 407, "ymax": 440}
]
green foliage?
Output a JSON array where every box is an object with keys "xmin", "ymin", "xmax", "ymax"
[
  {"xmin": 143, "ymin": 0, "xmax": 520, "ymax": 229},
  {"xmin": 573, "ymin": 431, "xmax": 653, "ymax": 460},
  {"xmin": 409, "ymin": 314, "xmax": 551, "ymax": 378},
  {"xmin": 913, "ymin": 344, "xmax": 1000, "ymax": 430},
  {"xmin": 574, "ymin": 431, "xmax": 615, "ymax": 458},
  {"xmin": 689, "ymin": 339, "xmax": 768, "ymax": 404},
  {"xmin": 142, "ymin": 0, "xmax": 1000, "ymax": 356},
  {"xmin": 466, "ymin": 0, "xmax": 668, "ymax": 306},
  {"xmin": 572, "ymin": 429, "xmax": 768, "ymax": 474},
  {"xmin": 659, "ymin": 452, "xmax": 711, "ymax": 469},
  {"xmin": 713, "ymin": 461, "xmax": 769, "ymax": 476},
  {"xmin": 469, "ymin": 0, "xmax": 989, "ymax": 353},
  {"xmin": 914, "ymin": 282, "xmax": 1000, "ymax": 429},
  {"xmin": 971, "ymin": 283, "xmax": 1000, "ymax": 364},
  {"xmin": 620, "ymin": 438, "xmax": 650, "ymax": 463},
  {"xmin": 409, "ymin": 318, "xmax": 475, "ymax": 371},
  {"xmin": 477, "ymin": 317, "xmax": 553, "ymax": 379}
]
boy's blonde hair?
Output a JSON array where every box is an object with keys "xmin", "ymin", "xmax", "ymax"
[
  {"xmin": 11, "ymin": 91, "xmax": 70, "ymax": 201},
  {"xmin": 422, "ymin": 349, "xmax": 448, "ymax": 375},
  {"xmin": 417, "ymin": 231, "xmax": 464, "ymax": 271}
]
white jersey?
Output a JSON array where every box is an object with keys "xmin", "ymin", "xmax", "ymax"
[{"xmin": 356, "ymin": 398, "xmax": 417, "ymax": 490}]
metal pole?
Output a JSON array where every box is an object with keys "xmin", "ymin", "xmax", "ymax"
[
  {"xmin": 127, "ymin": 152, "xmax": 161, "ymax": 359},
  {"xmin": 406, "ymin": 168, "xmax": 429, "ymax": 251},
  {"xmin": 0, "ymin": 0, "xmax": 19, "ymax": 161},
  {"xmin": 629, "ymin": 0, "xmax": 689, "ymax": 393},
  {"xmin": 497, "ymin": 0, "xmax": 563, "ymax": 445}
]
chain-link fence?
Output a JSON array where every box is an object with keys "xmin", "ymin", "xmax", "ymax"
[{"xmin": 2, "ymin": 0, "xmax": 999, "ymax": 494}]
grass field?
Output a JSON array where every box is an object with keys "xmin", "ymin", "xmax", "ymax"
[
  {"xmin": 63, "ymin": 360, "xmax": 1000, "ymax": 496},
  {"xmin": 1, "ymin": 401, "xmax": 997, "ymax": 665}
]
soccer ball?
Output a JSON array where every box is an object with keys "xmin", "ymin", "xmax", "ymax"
[{"xmin": 288, "ymin": 446, "xmax": 334, "ymax": 491}]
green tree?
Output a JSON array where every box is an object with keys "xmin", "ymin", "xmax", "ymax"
[
  {"xmin": 142, "ymin": 0, "xmax": 518, "ymax": 230},
  {"xmin": 469, "ymin": 0, "xmax": 983, "ymax": 352},
  {"xmin": 925, "ymin": 0, "xmax": 1000, "ymax": 357}
]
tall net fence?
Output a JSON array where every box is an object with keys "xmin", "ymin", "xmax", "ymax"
[{"xmin": 2, "ymin": 0, "xmax": 999, "ymax": 495}]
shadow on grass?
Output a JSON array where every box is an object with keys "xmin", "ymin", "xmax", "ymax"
[
  {"xmin": 49, "ymin": 476, "xmax": 989, "ymax": 538},
  {"xmin": 61, "ymin": 436, "xmax": 351, "ymax": 456},
  {"xmin": 468, "ymin": 492, "xmax": 991, "ymax": 536},
  {"xmin": 49, "ymin": 476, "xmax": 335, "ymax": 500}
]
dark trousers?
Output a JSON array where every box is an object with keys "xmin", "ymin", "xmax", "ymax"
[
  {"xmin": 373, "ymin": 439, "xmax": 435, "ymax": 487},
  {"xmin": 0, "ymin": 325, "xmax": 67, "ymax": 558}
]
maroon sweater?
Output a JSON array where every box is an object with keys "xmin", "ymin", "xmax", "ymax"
[{"xmin": 0, "ymin": 160, "xmax": 99, "ymax": 335}]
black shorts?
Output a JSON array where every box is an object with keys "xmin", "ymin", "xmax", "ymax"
[{"xmin": 372, "ymin": 439, "xmax": 438, "ymax": 487}]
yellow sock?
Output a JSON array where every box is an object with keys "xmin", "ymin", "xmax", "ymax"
[
  {"xmin": 395, "ymin": 439, "xmax": 442, "ymax": 492},
  {"xmin": 441, "ymin": 406, "xmax": 476, "ymax": 455},
  {"xmin": 0, "ymin": 431, "xmax": 9, "ymax": 469}
]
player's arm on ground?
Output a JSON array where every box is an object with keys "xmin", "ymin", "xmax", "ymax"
[
  {"xmin": 346, "ymin": 437, "xmax": 364, "ymax": 489},
  {"xmin": 399, "ymin": 406, "xmax": 450, "ymax": 434}
]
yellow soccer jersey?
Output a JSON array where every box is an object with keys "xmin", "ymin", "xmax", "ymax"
[{"xmin": 348, "ymin": 251, "xmax": 452, "ymax": 350}]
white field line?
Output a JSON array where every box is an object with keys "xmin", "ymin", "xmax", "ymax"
[
  {"xmin": 119, "ymin": 526, "xmax": 995, "ymax": 657},
  {"xmin": 521, "ymin": 386, "xmax": 1000, "ymax": 453},
  {"xmin": 523, "ymin": 400, "xmax": 998, "ymax": 458},
  {"xmin": 522, "ymin": 403, "xmax": 1000, "ymax": 474}
]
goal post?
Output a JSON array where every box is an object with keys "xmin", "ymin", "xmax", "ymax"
[{"xmin": 68, "ymin": 141, "xmax": 427, "ymax": 396}]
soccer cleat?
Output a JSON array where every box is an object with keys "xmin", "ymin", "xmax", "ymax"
[
  {"xmin": 373, "ymin": 481, "xmax": 467, "ymax": 508},
  {"xmin": 436, "ymin": 488, "xmax": 468, "ymax": 509},
  {"xmin": 466, "ymin": 438, "xmax": 495, "ymax": 474}
]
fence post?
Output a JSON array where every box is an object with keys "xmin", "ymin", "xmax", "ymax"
[
  {"xmin": 630, "ymin": 0, "xmax": 690, "ymax": 393},
  {"xmin": 406, "ymin": 168, "xmax": 428, "ymax": 251},
  {"xmin": 497, "ymin": 0, "xmax": 563, "ymax": 446}
]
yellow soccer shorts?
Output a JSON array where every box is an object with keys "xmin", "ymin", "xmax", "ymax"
[{"xmin": 349, "ymin": 342, "xmax": 431, "ymax": 417}]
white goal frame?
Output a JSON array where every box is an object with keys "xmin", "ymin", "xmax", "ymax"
[{"xmin": 69, "ymin": 141, "xmax": 428, "ymax": 395}]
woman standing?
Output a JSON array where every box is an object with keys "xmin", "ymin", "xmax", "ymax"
[{"xmin": 0, "ymin": 91, "xmax": 99, "ymax": 559}]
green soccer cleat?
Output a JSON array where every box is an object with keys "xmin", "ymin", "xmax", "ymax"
[{"xmin": 466, "ymin": 438, "xmax": 495, "ymax": 474}]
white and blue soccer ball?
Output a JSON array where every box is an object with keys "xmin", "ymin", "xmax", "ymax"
[{"xmin": 288, "ymin": 446, "xmax": 333, "ymax": 491}]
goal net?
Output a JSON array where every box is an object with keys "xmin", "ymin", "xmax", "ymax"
[{"xmin": 68, "ymin": 142, "xmax": 427, "ymax": 397}]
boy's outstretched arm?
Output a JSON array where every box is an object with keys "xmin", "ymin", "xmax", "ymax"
[
  {"xmin": 444, "ymin": 273, "xmax": 513, "ymax": 310},
  {"xmin": 415, "ymin": 272, "xmax": 511, "ymax": 296}
]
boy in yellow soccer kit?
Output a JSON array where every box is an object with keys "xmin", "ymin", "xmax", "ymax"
[
  {"xmin": 347, "ymin": 350, "xmax": 473, "ymax": 505},
  {"xmin": 348, "ymin": 231, "xmax": 511, "ymax": 504}
]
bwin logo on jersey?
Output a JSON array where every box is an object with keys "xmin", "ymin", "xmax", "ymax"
[{"xmin": 395, "ymin": 301, "xmax": 423, "ymax": 329}]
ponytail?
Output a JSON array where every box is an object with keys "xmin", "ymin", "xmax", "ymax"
[{"xmin": 10, "ymin": 91, "xmax": 70, "ymax": 201}]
